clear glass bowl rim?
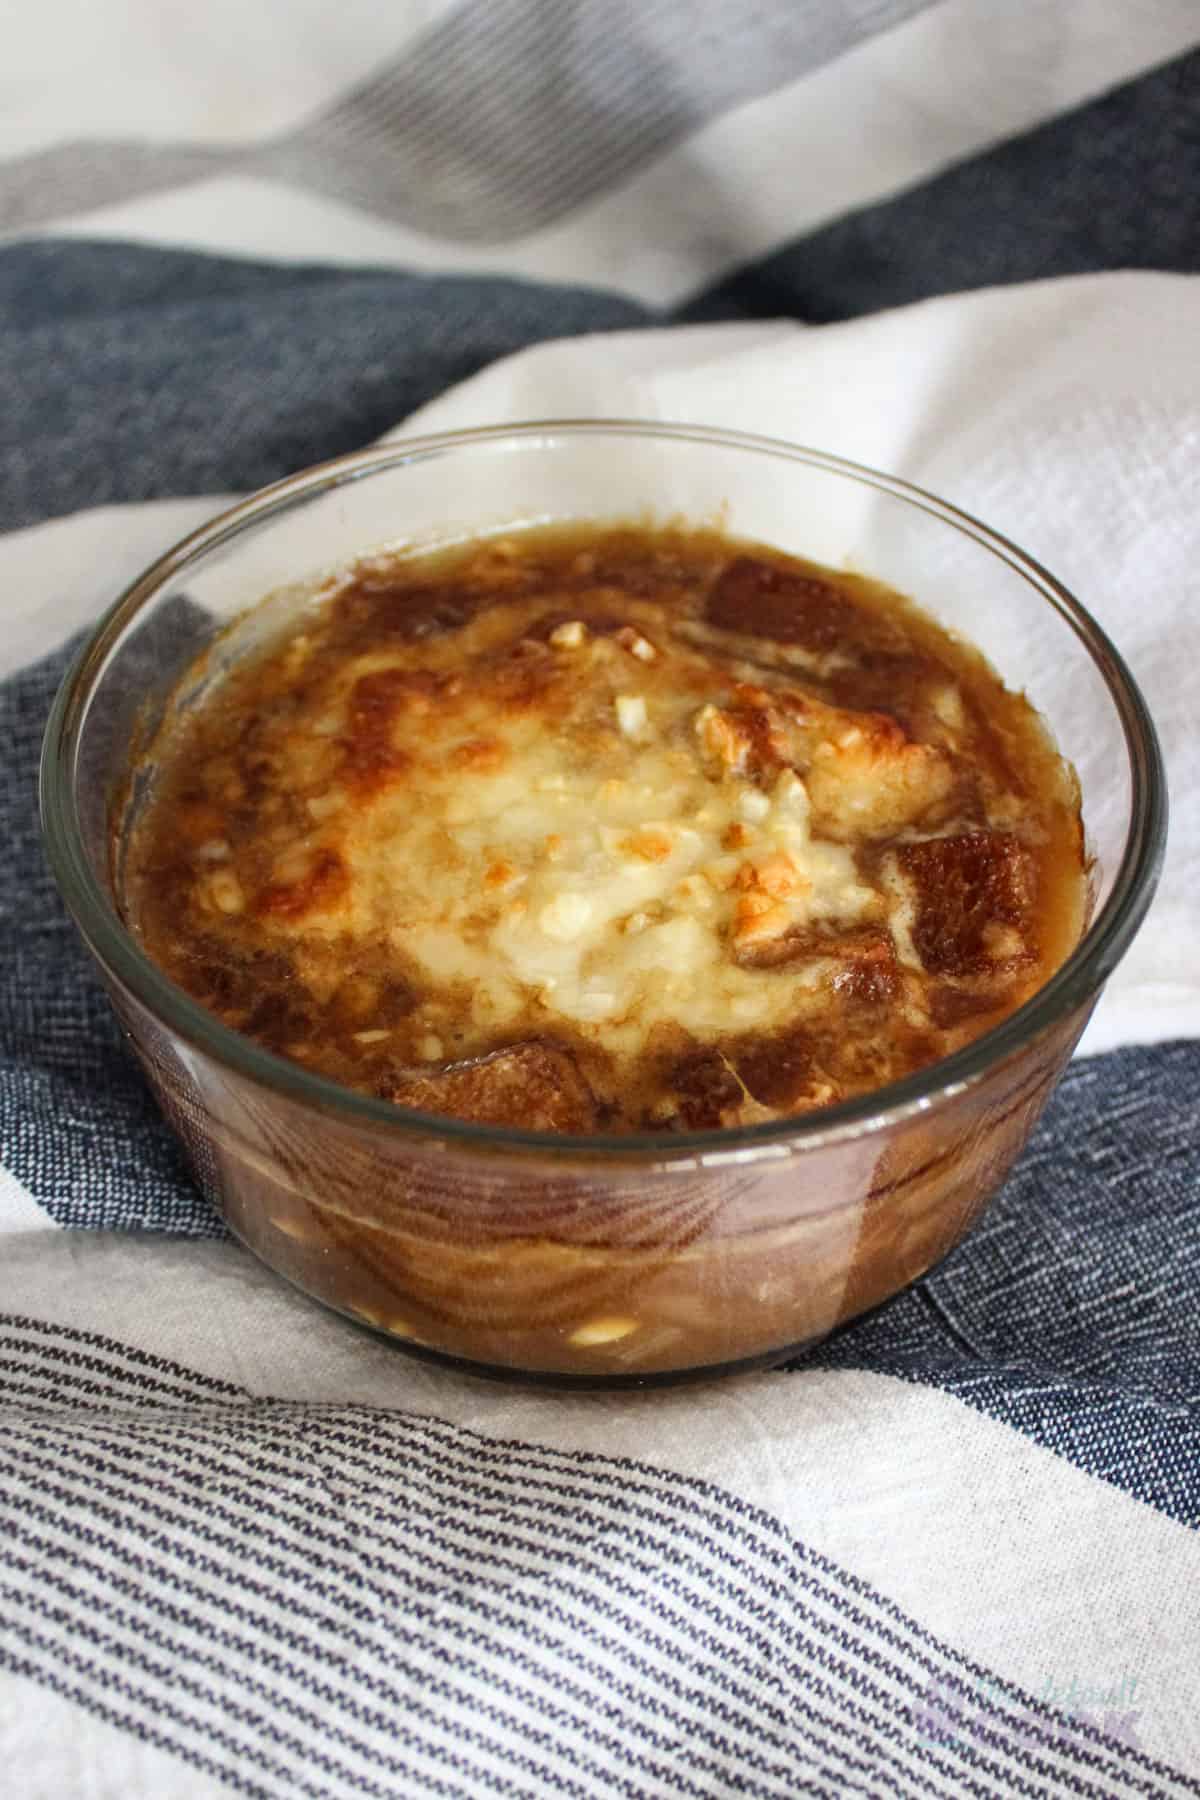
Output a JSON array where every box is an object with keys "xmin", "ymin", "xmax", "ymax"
[{"xmin": 39, "ymin": 419, "xmax": 1168, "ymax": 1161}]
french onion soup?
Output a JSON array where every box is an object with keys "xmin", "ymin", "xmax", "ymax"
[{"xmin": 121, "ymin": 525, "xmax": 1086, "ymax": 1140}]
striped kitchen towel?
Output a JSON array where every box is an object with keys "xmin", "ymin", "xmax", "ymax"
[{"xmin": 2, "ymin": 3, "xmax": 1198, "ymax": 1795}]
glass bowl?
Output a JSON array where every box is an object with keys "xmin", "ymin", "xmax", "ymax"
[{"xmin": 40, "ymin": 423, "xmax": 1166, "ymax": 1385}]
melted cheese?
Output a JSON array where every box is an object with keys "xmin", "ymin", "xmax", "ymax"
[
  {"xmin": 265, "ymin": 618, "xmax": 895, "ymax": 1058},
  {"xmin": 390, "ymin": 743, "xmax": 874, "ymax": 1048}
]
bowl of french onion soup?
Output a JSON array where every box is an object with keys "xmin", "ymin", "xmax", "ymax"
[{"xmin": 41, "ymin": 423, "xmax": 1165, "ymax": 1384}]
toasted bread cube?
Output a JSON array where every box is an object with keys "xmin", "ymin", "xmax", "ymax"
[
  {"xmin": 388, "ymin": 1040, "xmax": 599, "ymax": 1133},
  {"xmin": 897, "ymin": 832, "xmax": 1035, "ymax": 976},
  {"xmin": 805, "ymin": 714, "xmax": 956, "ymax": 838},
  {"xmin": 706, "ymin": 556, "xmax": 863, "ymax": 651}
]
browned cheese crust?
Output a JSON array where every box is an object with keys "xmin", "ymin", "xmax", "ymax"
[{"xmin": 122, "ymin": 527, "xmax": 1086, "ymax": 1133}]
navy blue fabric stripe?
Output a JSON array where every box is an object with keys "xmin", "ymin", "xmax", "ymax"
[
  {"xmin": 680, "ymin": 47, "xmax": 1200, "ymax": 325},
  {"xmin": 1, "ymin": 1319, "xmax": 1192, "ymax": 1799},
  {"xmin": 2, "ymin": 639, "xmax": 226, "ymax": 1235},
  {"xmin": 0, "ymin": 246, "xmax": 649, "ymax": 533}
]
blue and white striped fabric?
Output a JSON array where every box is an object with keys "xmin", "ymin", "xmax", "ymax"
[{"xmin": 2, "ymin": 5, "xmax": 1198, "ymax": 1794}]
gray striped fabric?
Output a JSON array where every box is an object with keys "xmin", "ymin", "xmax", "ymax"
[
  {"xmin": 0, "ymin": 0, "xmax": 936, "ymax": 240},
  {"xmin": 1, "ymin": 1314, "xmax": 1189, "ymax": 1799}
]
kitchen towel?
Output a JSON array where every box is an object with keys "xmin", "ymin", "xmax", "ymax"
[{"xmin": 1, "ymin": 3, "xmax": 1198, "ymax": 1795}]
